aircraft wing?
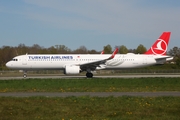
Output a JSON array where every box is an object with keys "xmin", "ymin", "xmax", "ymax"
[{"xmin": 79, "ymin": 48, "xmax": 118, "ymax": 71}]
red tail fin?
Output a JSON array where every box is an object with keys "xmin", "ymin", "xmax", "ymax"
[{"xmin": 144, "ymin": 32, "xmax": 171, "ymax": 55}]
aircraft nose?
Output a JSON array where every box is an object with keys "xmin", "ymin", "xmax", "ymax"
[{"xmin": 6, "ymin": 62, "xmax": 12, "ymax": 68}]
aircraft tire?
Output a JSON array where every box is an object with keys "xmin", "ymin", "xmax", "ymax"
[
  {"xmin": 23, "ymin": 74, "xmax": 27, "ymax": 78},
  {"xmin": 86, "ymin": 72, "xmax": 93, "ymax": 78}
]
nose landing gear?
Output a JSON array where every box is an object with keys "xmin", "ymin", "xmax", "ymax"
[{"xmin": 23, "ymin": 71, "xmax": 27, "ymax": 78}]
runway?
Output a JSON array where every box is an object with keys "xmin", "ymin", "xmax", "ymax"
[
  {"xmin": 1, "ymin": 74, "xmax": 180, "ymax": 80},
  {"xmin": 0, "ymin": 92, "xmax": 180, "ymax": 97}
]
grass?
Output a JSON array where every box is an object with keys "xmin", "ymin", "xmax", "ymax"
[
  {"xmin": 0, "ymin": 77, "xmax": 180, "ymax": 119},
  {"xmin": 0, "ymin": 77, "xmax": 180, "ymax": 92},
  {"xmin": 0, "ymin": 96, "xmax": 180, "ymax": 120}
]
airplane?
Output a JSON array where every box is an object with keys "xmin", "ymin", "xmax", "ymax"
[
  {"xmin": 6, "ymin": 32, "xmax": 173, "ymax": 78},
  {"xmin": 101, "ymin": 51, "xmax": 104, "ymax": 54}
]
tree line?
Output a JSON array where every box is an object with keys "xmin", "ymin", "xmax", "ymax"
[{"xmin": 0, "ymin": 44, "xmax": 180, "ymax": 70}]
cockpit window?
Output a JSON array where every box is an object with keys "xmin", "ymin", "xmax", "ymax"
[{"xmin": 12, "ymin": 59, "xmax": 18, "ymax": 61}]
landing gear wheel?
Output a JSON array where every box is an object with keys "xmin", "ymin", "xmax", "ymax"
[
  {"xmin": 23, "ymin": 74, "xmax": 27, "ymax": 78},
  {"xmin": 23, "ymin": 70, "xmax": 27, "ymax": 78},
  {"xmin": 86, "ymin": 72, "xmax": 93, "ymax": 78}
]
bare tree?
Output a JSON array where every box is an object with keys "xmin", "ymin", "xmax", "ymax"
[
  {"xmin": 73, "ymin": 46, "xmax": 88, "ymax": 54},
  {"xmin": 55, "ymin": 45, "xmax": 71, "ymax": 54},
  {"xmin": 168, "ymin": 46, "xmax": 180, "ymax": 57}
]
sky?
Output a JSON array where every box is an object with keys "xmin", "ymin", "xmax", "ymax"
[{"xmin": 0, "ymin": 0, "xmax": 180, "ymax": 51}]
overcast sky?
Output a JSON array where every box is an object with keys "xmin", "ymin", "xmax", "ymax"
[{"xmin": 0, "ymin": 0, "xmax": 180, "ymax": 51}]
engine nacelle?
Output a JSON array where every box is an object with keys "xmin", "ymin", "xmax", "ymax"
[{"xmin": 64, "ymin": 65, "xmax": 80, "ymax": 74}]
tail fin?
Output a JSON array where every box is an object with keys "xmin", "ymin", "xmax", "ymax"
[{"xmin": 144, "ymin": 32, "xmax": 171, "ymax": 55}]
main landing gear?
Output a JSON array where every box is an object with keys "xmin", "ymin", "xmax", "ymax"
[
  {"xmin": 23, "ymin": 71, "xmax": 27, "ymax": 78},
  {"xmin": 86, "ymin": 72, "xmax": 93, "ymax": 78}
]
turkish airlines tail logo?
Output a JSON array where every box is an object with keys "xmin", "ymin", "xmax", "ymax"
[{"xmin": 145, "ymin": 32, "xmax": 171, "ymax": 55}]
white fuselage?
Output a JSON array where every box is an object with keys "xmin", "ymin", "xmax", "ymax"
[{"xmin": 6, "ymin": 53, "xmax": 167, "ymax": 71}]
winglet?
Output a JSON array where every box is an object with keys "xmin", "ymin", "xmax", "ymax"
[
  {"xmin": 144, "ymin": 32, "xmax": 171, "ymax": 55},
  {"xmin": 108, "ymin": 48, "xmax": 119, "ymax": 59}
]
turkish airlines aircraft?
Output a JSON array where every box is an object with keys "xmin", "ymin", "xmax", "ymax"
[{"xmin": 6, "ymin": 32, "xmax": 173, "ymax": 78}]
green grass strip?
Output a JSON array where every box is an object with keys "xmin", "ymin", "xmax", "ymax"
[
  {"xmin": 0, "ymin": 77, "xmax": 180, "ymax": 92},
  {"xmin": 0, "ymin": 96, "xmax": 180, "ymax": 120}
]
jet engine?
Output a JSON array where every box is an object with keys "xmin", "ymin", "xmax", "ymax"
[{"xmin": 64, "ymin": 65, "xmax": 80, "ymax": 74}]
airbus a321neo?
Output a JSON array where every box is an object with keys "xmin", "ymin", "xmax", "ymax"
[{"xmin": 6, "ymin": 32, "xmax": 173, "ymax": 78}]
